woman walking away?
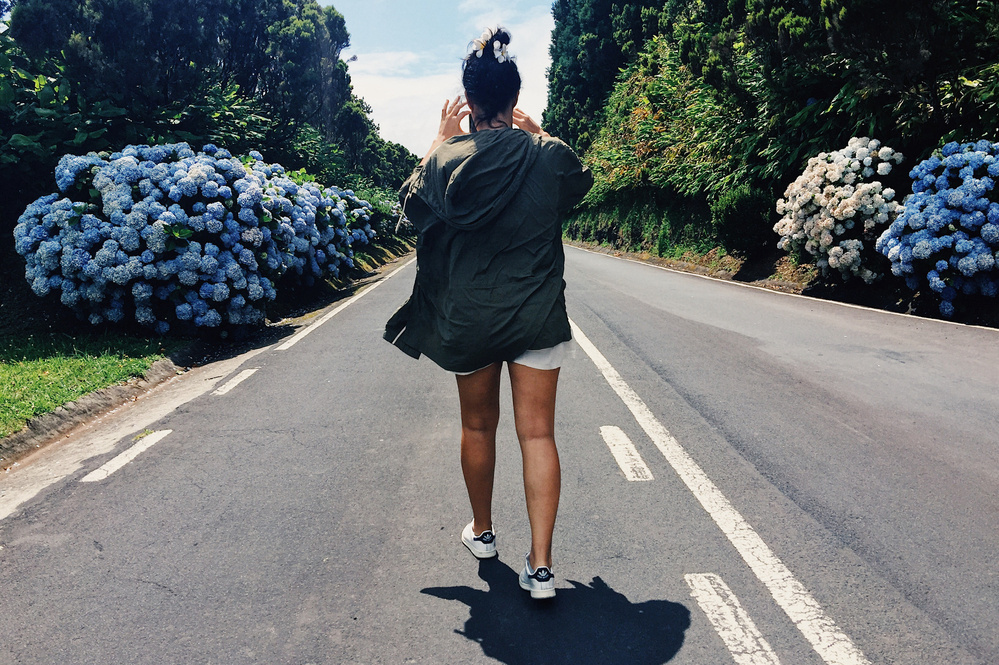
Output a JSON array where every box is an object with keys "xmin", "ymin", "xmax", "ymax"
[{"xmin": 384, "ymin": 26, "xmax": 592, "ymax": 600}]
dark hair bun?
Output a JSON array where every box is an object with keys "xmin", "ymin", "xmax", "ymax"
[{"xmin": 463, "ymin": 27, "xmax": 521, "ymax": 127}]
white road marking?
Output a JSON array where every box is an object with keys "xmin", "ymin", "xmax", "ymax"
[
  {"xmin": 569, "ymin": 319, "xmax": 871, "ymax": 665},
  {"xmin": 567, "ymin": 244, "xmax": 999, "ymax": 333},
  {"xmin": 212, "ymin": 368, "xmax": 258, "ymax": 395},
  {"xmin": 276, "ymin": 257, "xmax": 416, "ymax": 351},
  {"xmin": 599, "ymin": 425, "xmax": 653, "ymax": 481},
  {"xmin": 79, "ymin": 430, "xmax": 173, "ymax": 483},
  {"xmin": 686, "ymin": 573, "xmax": 783, "ymax": 665},
  {"xmin": 0, "ymin": 345, "xmax": 271, "ymax": 523}
]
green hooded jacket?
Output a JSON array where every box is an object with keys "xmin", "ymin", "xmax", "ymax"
[{"xmin": 383, "ymin": 127, "xmax": 592, "ymax": 373}]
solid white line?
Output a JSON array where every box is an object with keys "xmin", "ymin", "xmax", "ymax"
[
  {"xmin": 686, "ymin": 573, "xmax": 783, "ymax": 665},
  {"xmin": 565, "ymin": 244, "xmax": 999, "ymax": 333},
  {"xmin": 276, "ymin": 256, "xmax": 416, "ymax": 351},
  {"xmin": 569, "ymin": 319, "xmax": 870, "ymax": 665},
  {"xmin": 79, "ymin": 430, "xmax": 173, "ymax": 483},
  {"xmin": 212, "ymin": 368, "xmax": 258, "ymax": 396},
  {"xmin": 599, "ymin": 425, "xmax": 654, "ymax": 481}
]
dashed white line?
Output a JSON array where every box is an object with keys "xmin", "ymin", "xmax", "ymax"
[
  {"xmin": 599, "ymin": 425, "xmax": 653, "ymax": 481},
  {"xmin": 686, "ymin": 573, "xmax": 783, "ymax": 665},
  {"xmin": 275, "ymin": 257, "xmax": 415, "ymax": 351},
  {"xmin": 212, "ymin": 368, "xmax": 258, "ymax": 395},
  {"xmin": 569, "ymin": 319, "xmax": 871, "ymax": 665},
  {"xmin": 79, "ymin": 430, "xmax": 173, "ymax": 483}
]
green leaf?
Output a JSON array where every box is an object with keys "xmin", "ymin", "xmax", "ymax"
[
  {"xmin": 162, "ymin": 223, "xmax": 193, "ymax": 240},
  {"xmin": 98, "ymin": 107, "xmax": 127, "ymax": 118},
  {"xmin": 37, "ymin": 84, "xmax": 55, "ymax": 105},
  {"xmin": 56, "ymin": 78, "xmax": 71, "ymax": 105},
  {"xmin": 8, "ymin": 133, "xmax": 42, "ymax": 149},
  {"xmin": 0, "ymin": 81, "xmax": 15, "ymax": 107},
  {"xmin": 72, "ymin": 131, "xmax": 89, "ymax": 145}
]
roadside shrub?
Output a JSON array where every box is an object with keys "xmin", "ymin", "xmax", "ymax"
[
  {"xmin": 564, "ymin": 188, "xmax": 713, "ymax": 256},
  {"xmin": 13, "ymin": 143, "xmax": 374, "ymax": 333},
  {"xmin": 876, "ymin": 140, "xmax": 999, "ymax": 317},
  {"xmin": 710, "ymin": 184, "xmax": 773, "ymax": 256},
  {"xmin": 774, "ymin": 137, "xmax": 903, "ymax": 282},
  {"xmin": 350, "ymin": 183, "xmax": 414, "ymax": 238}
]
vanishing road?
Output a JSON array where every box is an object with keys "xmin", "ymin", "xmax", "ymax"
[{"xmin": 1, "ymin": 246, "xmax": 997, "ymax": 664}]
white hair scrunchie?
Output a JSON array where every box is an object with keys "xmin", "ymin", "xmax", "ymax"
[{"xmin": 469, "ymin": 28, "xmax": 516, "ymax": 63}]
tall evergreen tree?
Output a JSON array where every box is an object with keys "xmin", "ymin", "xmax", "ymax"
[{"xmin": 544, "ymin": 0, "xmax": 660, "ymax": 152}]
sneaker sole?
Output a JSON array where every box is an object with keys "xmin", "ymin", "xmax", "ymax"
[
  {"xmin": 462, "ymin": 538, "xmax": 497, "ymax": 559},
  {"xmin": 519, "ymin": 579, "xmax": 556, "ymax": 599}
]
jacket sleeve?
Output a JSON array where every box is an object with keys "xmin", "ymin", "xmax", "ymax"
[
  {"xmin": 548, "ymin": 139, "xmax": 594, "ymax": 214},
  {"xmin": 397, "ymin": 165, "xmax": 439, "ymax": 235}
]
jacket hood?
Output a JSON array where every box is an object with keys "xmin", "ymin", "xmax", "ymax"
[{"xmin": 409, "ymin": 128, "xmax": 542, "ymax": 230}]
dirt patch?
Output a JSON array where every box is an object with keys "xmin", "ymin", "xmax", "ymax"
[{"xmin": 767, "ymin": 256, "xmax": 817, "ymax": 285}]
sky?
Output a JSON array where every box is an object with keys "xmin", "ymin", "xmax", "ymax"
[{"xmin": 320, "ymin": 0, "xmax": 555, "ymax": 157}]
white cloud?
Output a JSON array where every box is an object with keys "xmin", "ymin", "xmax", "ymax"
[
  {"xmin": 347, "ymin": 51, "xmax": 424, "ymax": 78},
  {"xmin": 347, "ymin": 68, "xmax": 462, "ymax": 156}
]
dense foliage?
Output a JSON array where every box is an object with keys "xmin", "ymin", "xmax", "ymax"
[
  {"xmin": 1, "ymin": 1, "xmax": 416, "ymax": 241},
  {"xmin": 13, "ymin": 143, "xmax": 375, "ymax": 332},
  {"xmin": 876, "ymin": 141, "xmax": 999, "ymax": 316},
  {"xmin": 544, "ymin": 0, "xmax": 662, "ymax": 152},
  {"xmin": 551, "ymin": 0, "xmax": 999, "ymax": 274}
]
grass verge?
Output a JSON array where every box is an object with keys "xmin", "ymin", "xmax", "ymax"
[
  {"xmin": 0, "ymin": 234, "xmax": 414, "ymax": 443},
  {"xmin": 0, "ymin": 332, "xmax": 179, "ymax": 440}
]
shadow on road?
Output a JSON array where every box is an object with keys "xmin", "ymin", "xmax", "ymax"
[{"xmin": 422, "ymin": 559, "xmax": 691, "ymax": 664}]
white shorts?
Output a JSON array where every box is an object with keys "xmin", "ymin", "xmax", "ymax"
[{"xmin": 455, "ymin": 340, "xmax": 572, "ymax": 376}]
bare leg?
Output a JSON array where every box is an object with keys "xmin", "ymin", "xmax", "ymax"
[
  {"xmin": 455, "ymin": 363, "xmax": 502, "ymax": 535},
  {"xmin": 508, "ymin": 362, "xmax": 561, "ymax": 570}
]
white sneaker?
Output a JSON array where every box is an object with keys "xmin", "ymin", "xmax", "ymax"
[
  {"xmin": 461, "ymin": 521, "xmax": 497, "ymax": 559},
  {"xmin": 519, "ymin": 553, "xmax": 555, "ymax": 599}
]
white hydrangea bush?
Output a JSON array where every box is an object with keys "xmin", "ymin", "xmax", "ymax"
[{"xmin": 774, "ymin": 137, "xmax": 904, "ymax": 282}]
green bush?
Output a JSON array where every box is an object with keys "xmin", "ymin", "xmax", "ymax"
[
  {"xmin": 564, "ymin": 188, "xmax": 712, "ymax": 256},
  {"xmin": 710, "ymin": 184, "xmax": 775, "ymax": 256},
  {"xmin": 549, "ymin": 0, "xmax": 999, "ymax": 278}
]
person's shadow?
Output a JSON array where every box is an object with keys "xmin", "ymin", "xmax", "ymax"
[{"xmin": 422, "ymin": 559, "xmax": 691, "ymax": 664}]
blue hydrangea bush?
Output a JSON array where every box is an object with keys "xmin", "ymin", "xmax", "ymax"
[
  {"xmin": 13, "ymin": 143, "xmax": 374, "ymax": 333},
  {"xmin": 876, "ymin": 140, "xmax": 999, "ymax": 317}
]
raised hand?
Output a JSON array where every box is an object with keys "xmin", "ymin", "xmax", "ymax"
[
  {"xmin": 513, "ymin": 108, "xmax": 550, "ymax": 137},
  {"xmin": 437, "ymin": 96, "xmax": 471, "ymax": 142},
  {"xmin": 422, "ymin": 96, "xmax": 471, "ymax": 164}
]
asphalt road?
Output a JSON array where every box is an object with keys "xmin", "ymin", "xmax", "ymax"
[{"xmin": 1, "ymin": 245, "xmax": 996, "ymax": 664}]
